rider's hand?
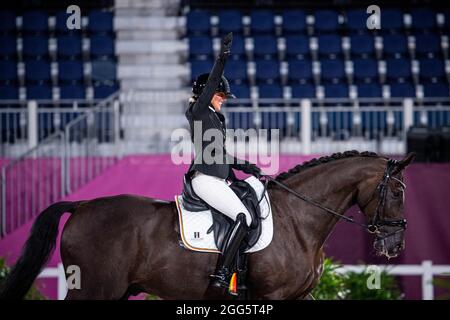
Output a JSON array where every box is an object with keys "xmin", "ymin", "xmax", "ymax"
[{"xmin": 219, "ymin": 32, "xmax": 233, "ymax": 58}]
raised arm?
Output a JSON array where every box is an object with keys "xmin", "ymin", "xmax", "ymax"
[{"xmin": 191, "ymin": 33, "xmax": 233, "ymax": 116}]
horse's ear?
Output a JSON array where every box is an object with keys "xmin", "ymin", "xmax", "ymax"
[{"xmin": 393, "ymin": 152, "xmax": 416, "ymax": 175}]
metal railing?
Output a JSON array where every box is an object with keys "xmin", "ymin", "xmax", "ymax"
[
  {"xmin": 0, "ymin": 94, "xmax": 122, "ymax": 237},
  {"xmin": 0, "ymin": 98, "xmax": 113, "ymax": 157},
  {"xmin": 223, "ymin": 97, "xmax": 450, "ymax": 154}
]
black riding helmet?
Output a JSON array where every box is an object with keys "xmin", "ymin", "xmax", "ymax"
[{"xmin": 192, "ymin": 73, "xmax": 236, "ymax": 98}]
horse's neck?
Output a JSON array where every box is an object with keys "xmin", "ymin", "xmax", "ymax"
[{"xmin": 278, "ymin": 159, "xmax": 374, "ymax": 252}]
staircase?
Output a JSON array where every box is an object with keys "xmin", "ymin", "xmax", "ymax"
[{"xmin": 114, "ymin": 0, "xmax": 190, "ymax": 153}]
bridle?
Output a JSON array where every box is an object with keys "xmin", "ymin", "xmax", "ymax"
[
  {"xmin": 262, "ymin": 159, "xmax": 407, "ymax": 237},
  {"xmin": 359, "ymin": 159, "xmax": 407, "ymax": 239}
]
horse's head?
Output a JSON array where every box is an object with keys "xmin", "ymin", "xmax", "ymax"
[{"xmin": 357, "ymin": 153, "xmax": 415, "ymax": 259}]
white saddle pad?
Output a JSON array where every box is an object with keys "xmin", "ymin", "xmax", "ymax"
[{"xmin": 175, "ymin": 176, "xmax": 273, "ymax": 254}]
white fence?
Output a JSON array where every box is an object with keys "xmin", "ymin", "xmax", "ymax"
[{"xmin": 39, "ymin": 260, "xmax": 450, "ymax": 300}]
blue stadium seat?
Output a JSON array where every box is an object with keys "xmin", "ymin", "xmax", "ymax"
[
  {"xmin": 314, "ymin": 10, "xmax": 339, "ymax": 33},
  {"xmin": 55, "ymin": 10, "xmax": 82, "ymax": 34},
  {"xmin": 88, "ymin": 11, "xmax": 113, "ymax": 34},
  {"xmin": 353, "ymin": 58, "xmax": 378, "ymax": 82},
  {"xmin": 22, "ymin": 11, "xmax": 49, "ymax": 34},
  {"xmin": 282, "ymin": 10, "xmax": 306, "ymax": 34},
  {"xmin": 27, "ymin": 85, "xmax": 54, "ymax": 139},
  {"xmin": 93, "ymin": 84, "xmax": 119, "ymax": 99},
  {"xmin": 250, "ymin": 11, "xmax": 275, "ymax": 34},
  {"xmin": 23, "ymin": 35, "xmax": 49, "ymax": 58},
  {"xmin": 350, "ymin": 34, "xmax": 375, "ymax": 58},
  {"xmin": 25, "ymin": 60, "xmax": 51, "ymax": 83},
  {"xmin": 60, "ymin": 84, "xmax": 86, "ymax": 99},
  {"xmin": 58, "ymin": 60, "xmax": 84, "ymax": 83},
  {"xmin": 445, "ymin": 9, "xmax": 450, "ymax": 30},
  {"xmin": 190, "ymin": 59, "xmax": 213, "ymax": 81},
  {"xmin": 380, "ymin": 9, "xmax": 403, "ymax": 31},
  {"xmin": 0, "ymin": 35, "xmax": 17, "ymax": 59},
  {"xmin": 389, "ymin": 83, "xmax": 415, "ymax": 97},
  {"xmin": 345, "ymin": 9, "xmax": 367, "ymax": 32},
  {"xmin": 258, "ymin": 84, "xmax": 283, "ymax": 98},
  {"xmin": 57, "ymin": 34, "xmax": 82, "ymax": 59},
  {"xmin": 224, "ymin": 60, "xmax": 247, "ymax": 82},
  {"xmin": 186, "ymin": 10, "xmax": 210, "ymax": 35},
  {"xmin": 410, "ymin": 9, "xmax": 436, "ymax": 31},
  {"xmin": 26, "ymin": 85, "xmax": 52, "ymax": 99},
  {"xmin": 323, "ymin": 84, "xmax": 351, "ymax": 134},
  {"xmin": 226, "ymin": 83, "xmax": 252, "ymax": 130},
  {"xmin": 0, "ymin": 11, "xmax": 16, "ymax": 34},
  {"xmin": 320, "ymin": 59, "xmax": 345, "ymax": 82},
  {"xmin": 0, "ymin": 87, "xmax": 20, "ymax": 140},
  {"xmin": 423, "ymin": 83, "xmax": 449, "ymax": 97},
  {"xmin": 285, "ymin": 35, "xmax": 310, "ymax": 59},
  {"xmin": 415, "ymin": 34, "xmax": 441, "ymax": 58},
  {"xmin": 357, "ymin": 83, "xmax": 382, "ymax": 97},
  {"xmin": 253, "ymin": 35, "xmax": 278, "ymax": 59},
  {"xmin": 0, "ymin": 61, "xmax": 17, "ymax": 82},
  {"xmin": 386, "ymin": 58, "xmax": 412, "ymax": 81},
  {"xmin": 291, "ymin": 83, "xmax": 316, "ymax": 98},
  {"xmin": 218, "ymin": 10, "xmax": 242, "ymax": 35},
  {"xmin": 230, "ymin": 83, "xmax": 250, "ymax": 99},
  {"xmin": 230, "ymin": 35, "xmax": 245, "ymax": 59},
  {"xmin": 189, "ymin": 36, "xmax": 213, "ymax": 58},
  {"xmin": 324, "ymin": 84, "xmax": 349, "ymax": 98},
  {"xmin": 0, "ymin": 85, "xmax": 19, "ymax": 99},
  {"xmin": 288, "ymin": 59, "xmax": 313, "ymax": 84},
  {"xmin": 419, "ymin": 58, "xmax": 445, "ymax": 80},
  {"xmin": 90, "ymin": 35, "xmax": 115, "ymax": 58},
  {"xmin": 91, "ymin": 60, "xmax": 116, "ymax": 83},
  {"xmin": 361, "ymin": 108, "xmax": 387, "ymax": 132},
  {"xmin": 255, "ymin": 60, "xmax": 280, "ymax": 83},
  {"xmin": 258, "ymin": 84, "xmax": 285, "ymax": 130},
  {"xmin": 383, "ymin": 34, "xmax": 408, "ymax": 58},
  {"xmin": 318, "ymin": 34, "xmax": 342, "ymax": 58}
]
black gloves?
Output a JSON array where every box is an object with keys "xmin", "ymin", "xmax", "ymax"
[{"xmin": 219, "ymin": 32, "xmax": 233, "ymax": 59}]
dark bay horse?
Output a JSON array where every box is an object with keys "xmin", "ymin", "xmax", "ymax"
[{"xmin": 0, "ymin": 151, "xmax": 415, "ymax": 300}]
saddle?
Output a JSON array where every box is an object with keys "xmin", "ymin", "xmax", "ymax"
[{"xmin": 181, "ymin": 174, "xmax": 263, "ymax": 253}]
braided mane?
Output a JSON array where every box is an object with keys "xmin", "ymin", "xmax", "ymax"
[{"xmin": 273, "ymin": 150, "xmax": 382, "ymax": 183}]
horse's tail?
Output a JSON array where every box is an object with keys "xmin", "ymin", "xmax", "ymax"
[{"xmin": 0, "ymin": 201, "xmax": 81, "ymax": 300}]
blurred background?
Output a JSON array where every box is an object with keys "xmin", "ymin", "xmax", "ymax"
[{"xmin": 0, "ymin": 0, "xmax": 449, "ymax": 300}]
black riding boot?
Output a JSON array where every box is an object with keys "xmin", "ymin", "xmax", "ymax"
[{"xmin": 210, "ymin": 213, "xmax": 249, "ymax": 289}]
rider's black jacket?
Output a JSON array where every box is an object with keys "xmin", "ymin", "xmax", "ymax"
[{"xmin": 185, "ymin": 54, "xmax": 254, "ymax": 180}]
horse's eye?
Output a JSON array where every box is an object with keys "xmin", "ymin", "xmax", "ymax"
[{"xmin": 392, "ymin": 190, "xmax": 402, "ymax": 198}]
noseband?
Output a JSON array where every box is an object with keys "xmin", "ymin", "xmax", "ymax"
[{"xmin": 264, "ymin": 159, "xmax": 407, "ymax": 236}]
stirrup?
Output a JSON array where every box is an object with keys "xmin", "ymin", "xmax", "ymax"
[{"xmin": 209, "ymin": 269, "xmax": 230, "ymax": 289}]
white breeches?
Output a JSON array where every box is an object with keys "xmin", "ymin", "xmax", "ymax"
[{"xmin": 191, "ymin": 171, "xmax": 252, "ymax": 227}]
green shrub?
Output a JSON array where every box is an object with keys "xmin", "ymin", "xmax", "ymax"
[
  {"xmin": 311, "ymin": 258, "xmax": 348, "ymax": 300},
  {"xmin": 0, "ymin": 257, "xmax": 47, "ymax": 300},
  {"xmin": 312, "ymin": 257, "xmax": 403, "ymax": 300},
  {"xmin": 433, "ymin": 276, "xmax": 450, "ymax": 300}
]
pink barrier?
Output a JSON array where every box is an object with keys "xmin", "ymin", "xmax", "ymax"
[
  {"xmin": 1, "ymin": 157, "xmax": 117, "ymax": 235},
  {"xmin": 1, "ymin": 154, "xmax": 449, "ymax": 299}
]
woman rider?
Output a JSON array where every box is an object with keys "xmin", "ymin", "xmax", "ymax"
[{"xmin": 185, "ymin": 32, "xmax": 262, "ymax": 289}]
